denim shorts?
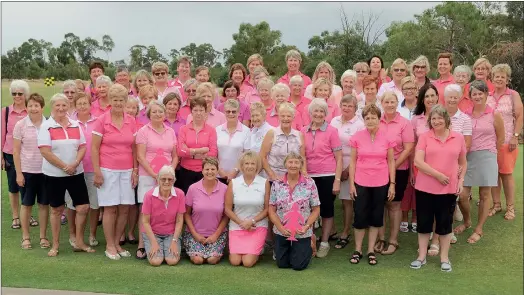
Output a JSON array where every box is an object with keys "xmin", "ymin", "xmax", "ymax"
[{"xmin": 142, "ymin": 232, "xmax": 182, "ymax": 260}]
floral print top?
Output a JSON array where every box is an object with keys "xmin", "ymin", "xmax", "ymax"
[{"xmin": 269, "ymin": 174, "xmax": 320, "ymax": 238}]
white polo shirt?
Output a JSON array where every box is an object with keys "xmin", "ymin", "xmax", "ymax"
[
  {"xmin": 38, "ymin": 116, "xmax": 86, "ymax": 177},
  {"xmin": 245, "ymin": 122, "xmax": 273, "ymax": 153},
  {"xmin": 216, "ymin": 122, "xmax": 250, "ymax": 174},
  {"xmin": 230, "ymin": 175, "xmax": 268, "ymax": 231}
]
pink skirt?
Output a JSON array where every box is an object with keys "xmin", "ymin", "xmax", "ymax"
[{"xmin": 228, "ymin": 227, "xmax": 267, "ymax": 255}]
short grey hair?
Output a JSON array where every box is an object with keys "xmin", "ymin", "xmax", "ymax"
[
  {"xmin": 183, "ymin": 78, "xmax": 199, "ymax": 90},
  {"xmin": 271, "ymin": 83, "xmax": 291, "ymax": 98},
  {"xmin": 252, "ymin": 66, "xmax": 269, "ymax": 78},
  {"xmin": 340, "ymin": 70, "xmax": 357, "ymax": 83},
  {"xmin": 444, "ymin": 84, "xmax": 463, "ymax": 98},
  {"xmin": 381, "ymin": 90, "xmax": 399, "ymax": 102},
  {"xmin": 257, "ymin": 78, "xmax": 274, "ymax": 91},
  {"xmin": 469, "ymin": 80, "xmax": 489, "ymax": 96},
  {"xmin": 96, "ymin": 75, "xmax": 113, "ymax": 87},
  {"xmin": 289, "ymin": 75, "xmax": 304, "ymax": 86},
  {"xmin": 427, "ymin": 104, "xmax": 451, "ymax": 129},
  {"xmin": 284, "ymin": 151, "xmax": 304, "ymax": 169},
  {"xmin": 157, "ymin": 165, "xmax": 176, "ymax": 182},
  {"xmin": 146, "ymin": 100, "xmax": 166, "ymax": 119},
  {"xmin": 62, "ymin": 80, "xmax": 76, "ymax": 91},
  {"xmin": 340, "ymin": 94, "xmax": 358, "ymax": 107},
  {"xmin": 49, "ymin": 93, "xmax": 69, "ymax": 107},
  {"xmin": 224, "ymin": 98, "xmax": 240, "ymax": 110},
  {"xmin": 116, "ymin": 65, "xmax": 129, "ymax": 74},
  {"xmin": 285, "ymin": 49, "xmax": 302, "ymax": 63},
  {"xmin": 9, "ymin": 80, "xmax": 30, "ymax": 97},
  {"xmin": 277, "ymin": 102, "xmax": 296, "ymax": 117},
  {"xmin": 454, "ymin": 65, "xmax": 472, "ymax": 79},
  {"xmin": 308, "ymin": 98, "xmax": 328, "ymax": 116}
]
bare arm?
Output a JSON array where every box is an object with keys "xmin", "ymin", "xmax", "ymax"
[
  {"xmin": 299, "ymin": 132, "xmax": 308, "ymax": 174},
  {"xmin": 395, "ymin": 142, "xmax": 414, "ymax": 170},
  {"xmin": 173, "ymin": 213, "xmax": 184, "ymax": 240},
  {"xmin": 260, "ymin": 129, "xmax": 276, "ymax": 178},
  {"xmin": 39, "ymin": 147, "xmax": 67, "ymax": 170},
  {"xmin": 171, "ymin": 146, "xmax": 179, "ymax": 170},
  {"xmin": 414, "ymin": 150, "xmax": 443, "ymax": 179},
  {"xmin": 464, "ymin": 135, "xmax": 472, "ymax": 152},
  {"xmin": 387, "ymin": 148, "xmax": 396, "ymax": 183},
  {"xmin": 91, "ymin": 135, "xmax": 102, "ymax": 174},
  {"xmin": 494, "ymin": 112, "xmax": 505, "ymax": 150},
  {"xmin": 13, "ymin": 139, "xmax": 22, "ymax": 176}
]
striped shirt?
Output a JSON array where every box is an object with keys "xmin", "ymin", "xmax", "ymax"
[
  {"xmin": 450, "ymin": 110, "xmax": 472, "ymax": 136},
  {"xmin": 38, "ymin": 116, "xmax": 86, "ymax": 177},
  {"xmin": 12, "ymin": 116, "xmax": 46, "ymax": 173}
]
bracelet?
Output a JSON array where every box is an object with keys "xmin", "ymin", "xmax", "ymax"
[
  {"xmin": 390, "ymin": 181, "xmax": 396, "ymax": 185},
  {"xmin": 172, "ymin": 237, "xmax": 179, "ymax": 241},
  {"xmin": 335, "ymin": 178, "xmax": 341, "ymax": 181}
]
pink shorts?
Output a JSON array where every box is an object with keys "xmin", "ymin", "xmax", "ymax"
[{"xmin": 228, "ymin": 227, "xmax": 267, "ymax": 255}]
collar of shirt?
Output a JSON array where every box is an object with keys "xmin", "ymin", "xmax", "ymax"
[
  {"xmin": 428, "ymin": 129, "xmax": 458, "ymax": 142},
  {"xmin": 238, "ymin": 175, "xmax": 264, "ymax": 187},
  {"xmin": 305, "ymin": 121, "xmax": 328, "ymax": 132},
  {"xmin": 101, "ymin": 112, "xmax": 134, "ymax": 128},
  {"xmin": 164, "ymin": 117, "xmax": 182, "ymax": 124},
  {"xmin": 465, "ymin": 105, "xmax": 493, "ymax": 116},
  {"xmin": 145, "ymin": 122, "xmax": 169, "ymax": 135},
  {"xmin": 380, "ymin": 112, "xmax": 401, "ymax": 124},
  {"xmin": 23, "ymin": 115, "xmax": 47, "ymax": 127},
  {"xmin": 489, "ymin": 87, "xmax": 512, "ymax": 100},
  {"xmin": 282, "ymin": 71, "xmax": 306, "ymax": 83},
  {"xmin": 452, "ymin": 109, "xmax": 464, "ymax": 119},
  {"xmin": 334, "ymin": 115, "xmax": 360, "ymax": 125},
  {"xmin": 220, "ymin": 121, "xmax": 243, "ymax": 133},
  {"xmin": 195, "ymin": 179, "xmax": 221, "ymax": 195},
  {"xmin": 48, "ymin": 115, "xmax": 78, "ymax": 128},
  {"xmin": 252, "ymin": 121, "xmax": 271, "ymax": 133},
  {"xmin": 7, "ymin": 104, "xmax": 27, "ymax": 115},
  {"xmin": 435, "ymin": 76, "xmax": 454, "ymax": 84},
  {"xmin": 282, "ymin": 173, "xmax": 307, "ymax": 185},
  {"xmin": 152, "ymin": 186, "xmax": 177, "ymax": 199}
]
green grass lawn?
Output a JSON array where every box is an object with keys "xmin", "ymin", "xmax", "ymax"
[{"xmin": 1, "ymin": 82, "xmax": 523, "ymax": 295}]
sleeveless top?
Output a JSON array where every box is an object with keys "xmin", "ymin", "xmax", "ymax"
[
  {"xmin": 467, "ymin": 106, "xmax": 497, "ymax": 153},
  {"xmin": 487, "ymin": 88, "xmax": 515, "ymax": 144},
  {"xmin": 229, "ymin": 175, "xmax": 268, "ymax": 231},
  {"xmin": 266, "ymin": 127, "xmax": 302, "ymax": 177}
]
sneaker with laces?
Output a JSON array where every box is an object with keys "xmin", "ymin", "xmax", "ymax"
[
  {"xmin": 400, "ymin": 222, "xmax": 409, "ymax": 233},
  {"xmin": 316, "ymin": 244, "xmax": 330, "ymax": 258}
]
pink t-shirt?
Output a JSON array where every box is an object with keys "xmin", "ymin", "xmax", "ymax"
[
  {"xmin": 379, "ymin": 113, "xmax": 415, "ymax": 170},
  {"xmin": 244, "ymin": 88, "xmax": 261, "ymax": 105},
  {"xmin": 465, "ymin": 106, "xmax": 498, "ymax": 153},
  {"xmin": 266, "ymin": 106, "xmax": 304, "ymax": 131},
  {"xmin": 135, "ymin": 123, "xmax": 177, "ymax": 176},
  {"xmin": 432, "ymin": 76, "xmax": 455, "ymax": 105},
  {"xmin": 92, "ymin": 112, "xmax": 137, "ymax": 170},
  {"xmin": 330, "ymin": 115, "xmax": 365, "ymax": 168},
  {"xmin": 349, "ymin": 127, "xmax": 396, "ymax": 187},
  {"xmin": 301, "ymin": 122, "xmax": 342, "ymax": 176},
  {"xmin": 278, "ymin": 72, "xmax": 312, "ymax": 95},
  {"xmin": 177, "ymin": 123, "xmax": 218, "ymax": 172},
  {"xmin": 186, "ymin": 108, "xmax": 226, "ymax": 129},
  {"xmin": 415, "ymin": 130, "xmax": 466, "ymax": 195},
  {"xmin": 142, "ymin": 187, "xmax": 186, "ymax": 235},
  {"xmin": 90, "ymin": 99, "xmax": 111, "ymax": 118},
  {"xmin": 2, "ymin": 105, "xmax": 28, "ymax": 154},
  {"xmin": 301, "ymin": 100, "xmax": 341, "ymax": 125},
  {"xmin": 12, "ymin": 116, "xmax": 45, "ymax": 173},
  {"xmin": 77, "ymin": 115, "xmax": 98, "ymax": 173},
  {"xmin": 185, "ymin": 180, "xmax": 227, "ymax": 237}
]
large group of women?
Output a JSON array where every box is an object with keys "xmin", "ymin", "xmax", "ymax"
[{"xmin": 2, "ymin": 50, "xmax": 522, "ymax": 272}]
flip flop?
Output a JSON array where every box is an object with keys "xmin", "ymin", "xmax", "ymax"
[{"xmin": 136, "ymin": 248, "xmax": 147, "ymax": 260}]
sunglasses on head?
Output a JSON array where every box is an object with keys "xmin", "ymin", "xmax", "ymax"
[{"xmin": 12, "ymin": 92, "xmax": 24, "ymax": 97}]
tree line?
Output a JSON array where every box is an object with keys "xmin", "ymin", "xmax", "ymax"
[{"xmin": 2, "ymin": 2, "xmax": 523, "ymax": 94}]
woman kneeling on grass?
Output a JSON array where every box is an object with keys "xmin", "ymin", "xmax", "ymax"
[{"xmin": 141, "ymin": 165, "xmax": 185, "ymax": 266}]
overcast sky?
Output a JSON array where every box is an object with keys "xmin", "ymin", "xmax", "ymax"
[{"xmin": 1, "ymin": 1, "xmax": 440, "ymax": 63}]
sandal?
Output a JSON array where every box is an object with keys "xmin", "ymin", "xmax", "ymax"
[
  {"xmin": 373, "ymin": 239, "xmax": 386, "ymax": 253},
  {"xmin": 73, "ymin": 246, "xmax": 96, "ymax": 253},
  {"xmin": 11, "ymin": 218, "xmax": 21, "ymax": 229},
  {"xmin": 39, "ymin": 238, "xmax": 51, "ymax": 249},
  {"xmin": 367, "ymin": 252, "xmax": 378, "ymax": 266},
  {"xmin": 349, "ymin": 251, "xmax": 362, "ymax": 264},
  {"xmin": 453, "ymin": 223, "xmax": 471, "ymax": 235},
  {"xmin": 136, "ymin": 248, "xmax": 147, "ymax": 260},
  {"xmin": 47, "ymin": 249, "xmax": 59, "ymax": 257},
  {"xmin": 334, "ymin": 237, "xmax": 350, "ymax": 249},
  {"xmin": 450, "ymin": 233, "xmax": 458, "ymax": 244},
  {"xmin": 504, "ymin": 204, "xmax": 515, "ymax": 220},
  {"xmin": 488, "ymin": 202, "xmax": 502, "ymax": 217},
  {"xmin": 428, "ymin": 244, "xmax": 439, "ymax": 256},
  {"xmin": 29, "ymin": 216, "xmax": 39, "ymax": 227},
  {"xmin": 467, "ymin": 231, "xmax": 483, "ymax": 244},
  {"xmin": 89, "ymin": 237, "xmax": 99, "ymax": 247},
  {"xmin": 21, "ymin": 238, "xmax": 32, "ymax": 250},
  {"xmin": 381, "ymin": 242, "xmax": 399, "ymax": 255},
  {"xmin": 316, "ymin": 232, "xmax": 340, "ymax": 242}
]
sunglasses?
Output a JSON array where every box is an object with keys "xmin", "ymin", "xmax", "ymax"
[
  {"xmin": 160, "ymin": 178, "xmax": 174, "ymax": 182},
  {"xmin": 12, "ymin": 92, "xmax": 24, "ymax": 97},
  {"xmin": 185, "ymin": 89, "xmax": 197, "ymax": 93},
  {"xmin": 154, "ymin": 72, "xmax": 167, "ymax": 77},
  {"xmin": 225, "ymin": 110, "xmax": 237, "ymax": 114},
  {"xmin": 413, "ymin": 65, "xmax": 426, "ymax": 70},
  {"xmin": 393, "ymin": 68, "xmax": 406, "ymax": 73},
  {"xmin": 402, "ymin": 87, "xmax": 417, "ymax": 92}
]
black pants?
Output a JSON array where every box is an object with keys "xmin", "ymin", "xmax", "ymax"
[
  {"xmin": 415, "ymin": 190, "xmax": 456, "ymax": 235},
  {"xmin": 274, "ymin": 234, "xmax": 312, "ymax": 271},
  {"xmin": 175, "ymin": 166, "xmax": 203, "ymax": 194},
  {"xmin": 3, "ymin": 152, "xmax": 19, "ymax": 193},
  {"xmin": 353, "ymin": 183, "xmax": 388, "ymax": 229},
  {"xmin": 312, "ymin": 176, "xmax": 336, "ymax": 218}
]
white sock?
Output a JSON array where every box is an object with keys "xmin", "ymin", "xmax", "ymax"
[{"xmin": 320, "ymin": 242, "xmax": 329, "ymax": 247}]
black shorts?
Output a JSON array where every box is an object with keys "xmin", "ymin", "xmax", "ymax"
[
  {"xmin": 45, "ymin": 173, "xmax": 90, "ymax": 208},
  {"xmin": 3, "ymin": 153, "xmax": 19, "ymax": 193},
  {"xmin": 312, "ymin": 176, "xmax": 336, "ymax": 218},
  {"xmin": 353, "ymin": 183, "xmax": 388, "ymax": 229},
  {"xmin": 393, "ymin": 169, "xmax": 409, "ymax": 202},
  {"xmin": 175, "ymin": 166, "xmax": 203, "ymax": 194},
  {"xmin": 218, "ymin": 177, "xmax": 228, "ymax": 185},
  {"xmin": 415, "ymin": 190, "xmax": 456, "ymax": 235},
  {"xmin": 274, "ymin": 234, "xmax": 312, "ymax": 271},
  {"xmin": 20, "ymin": 173, "xmax": 48, "ymax": 206}
]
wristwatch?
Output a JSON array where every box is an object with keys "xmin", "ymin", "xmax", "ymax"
[
  {"xmin": 251, "ymin": 219, "xmax": 256, "ymax": 225},
  {"xmin": 514, "ymin": 133, "xmax": 520, "ymax": 138}
]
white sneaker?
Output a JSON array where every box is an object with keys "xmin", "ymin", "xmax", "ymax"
[
  {"xmin": 316, "ymin": 244, "xmax": 330, "ymax": 258},
  {"xmin": 272, "ymin": 250, "xmax": 276, "ymax": 261},
  {"xmin": 400, "ymin": 222, "xmax": 409, "ymax": 233},
  {"xmin": 454, "ymin": 206, "xmax": 463, "ymax": 222}
]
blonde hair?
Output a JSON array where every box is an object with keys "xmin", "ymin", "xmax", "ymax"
[
  {"xmin": 151, "ymin": 62, "xmax": 169, "ymax": 74},
  {"xmin": 196, "ymin": 82, "xmax": 216, "ymax": 98},
  {"xmin": 353, "ymin": 62, "xmax": 370, "ymax": 73},
  {"xmin": 146, "ymin": 100, "xmax": 166, "ymax": 119},
  {"xmin": 139, "ymin": 85, "xmax": 158, "ymax": 101},
  {"xmin": 401, "ymin": 76, "xmax": 417, "ymax": 88},
  {"xmin": 409, "ymin": 55, "xmax": 430, "ymax": 74},
  {"xmin": 257, "ymin": 78, "xmax": 274, "ymax": 91},
  {"xmin": 312, "ymin": 78, "xmax": 333, "ymax": 98},
  {"xmin": 473, "ymin": 57, "xmax": 492, "ymax": 72},
  {"xmin": 312, "ymin": 61, "xmax": 336, "ymax": 84},
  {"xmin": 247, "ymin": 54, "xmax": 263, "ymax": 67},
  {"xmin": 108, "ymin": 83, "xmax": 128, "ymax": 100},
  {"xmin": 391, "ymin": 58, "xmax": 408, "ymax": 71},
  {"xmin": 285, "ymin": 49, "xmax": 302, "ymax": 63},
  {"xmin": 250, "ymin": 102, "xmax": 267, "ymax": 117},
  {"xmin": 491, "ymin": 64, "xmax": 512, "ymax": 81},
  {"xmin": 381, "ymin": 90, "xmax": 399, "ymax": 102},
  {"xmin": 252, "ymin": 66, "xmax": 269, "ymax": 78},
  {"xmin": 133, "ymin": 70, "xmax": 154, "ymax": 91},
  {"xmin": 278, "ymin": 102, "xmax": 296, "ymax": 117},
  {"xmin": 271, "ymin": 83, "xmax": 291, "ymax": 99},
  {"xmin": 239, "ymin": 151, "xmax": 262, "ymax": 174}
]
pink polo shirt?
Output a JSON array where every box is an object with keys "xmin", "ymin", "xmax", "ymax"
[
  {"xmin": 277, "ymin": 72, "xmax": 312, "ymax": 94},
  {"xmin": 349, "ymin": 127, "xmax": 396, "ymax": 187},
  {"xmin": 240, "ymin": 79, "xmax": 254, "ymax": 100},
  {"xmin": 289, "ymin": 96, "xmax": 311, "ymax": 119},
  {"xmin": 12, "ymin": 116, "xmax": 46, "ymax": 173},
  {"xmin": 458, "ymin": 96, "xmax": 474, "ymax": 113},
  {"xmin": 465, "ymin": 106, "xmax": 498, "ymax": 153},
  {"xmin": 92, "ymin": 112, "xmax": 137, "ymax": 170},
  {"xmin": 377, "ymin": 81, "xmax": 405, "ymax": 105},
  {"xmin": 77, "ymin": 115, "xmax": 98, "ymax": 173},
  {"xmin": 90, "ymin": 99, "xmax": 111, "ymax": 118},
  {"xmin": 415, "ymin": 130, "xmax": 466, "ymax": 195},
  {"xmin": 178, "ymin": 105, "xmax": 191, "ymax": 122},
  {"xmin": 304, "ymin": 84, "xmax": 343, "ymax": 103},
  {"xmin": 301, "ymin": 122, "xmax": 342, "ymax": 176},
  {"xmin": 185, "ymin": 179, "xmax": 227, "ymax": 237},
  {"xmin": 186, "ymin": 108, "xmax": 226, "ymax": 129},
  {"xmin": 159, "ymin": 84, "xmax": 184, "ymax": 103},
  {"xmin": 301, "ymin": 100, "xmax": 341, "ymax": 125},
  {"xmin": 266, "ymin": 106, "xmax": 304, "ymax": 131},
  {"xmin": 177, "ymin": 123, "xmax": 218, "ymax": 172},
  {"xmin": 487, "ymin": 88, "xmax": 517, "ymax": 144},
  {"xmin": 432, "ymin": 76, "xmax": 455, "ymax": 105},
  {"xmin": 142, "ymin": 187, "xmax": 186, "ymax": 235},
  {"xmin": 2, "ymin": 105, "xmax": 28, "ymax": 154},
  {"xmin": 244, "ymin": 88, "xmax": 261, "ymax": 105},
  {"xmin": 330, "ymin": 115, "xmax": 365, "ymax": 168},
  {"xmin": 135, "ymin": 123, "xmax": 177, "ymax": 176},
  {"xmin": 411, "ymin": 114, "xmax": 430, "ymax": 139},
  {"xmin": 379, "ymin": 113, "xmax": 415, "ymax": 170},
  {"xmin": 136, "ymin": 109, "xmax": 150, "ymax": 125}
]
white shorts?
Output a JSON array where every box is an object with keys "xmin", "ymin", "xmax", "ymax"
[
  {"xmin": 338, "ymin": 179, "xmax": 351, "ymax": 200},
  {"xmin": 137, "ymin": 175, "xmax": 156, "ymax": 203},
  {"xmin": 97, "ymin": 168, "xmax": 135, "ymax": 207},
  {"xmin": 65, "ymin": 173, "xmax": 99, "ymax": 210}
]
